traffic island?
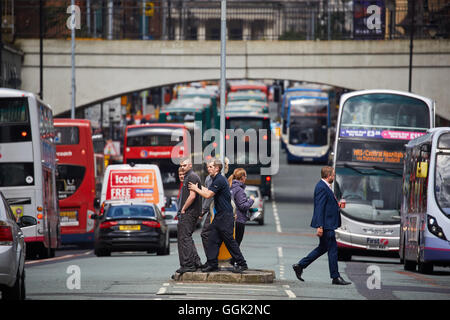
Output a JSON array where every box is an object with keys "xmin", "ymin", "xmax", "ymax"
[{"xmin": 172, "ymin": 266, "xmax": 276, "ymax": 284}]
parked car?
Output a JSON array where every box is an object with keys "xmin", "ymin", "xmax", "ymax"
[
  {"xmin": 0, "ymin": 191, "xmax": 35, "ymax": 300},
  {"xmin": 164, "ymin": 197, "xmax": 179, "ymax": 238},
  {"xmin": 92, "ymin": 200, "xmax": 170, "ymax": 257},
  {"xmin": 245, "ymin": 186, "xmax": 265, "ymax": 225}
]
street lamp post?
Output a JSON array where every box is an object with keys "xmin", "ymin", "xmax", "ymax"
[
  {"xmin": 219, "ymin": 0, "xmax": 227, "ymax": 167},
  {"xmin": 408, "ymin": 0, "xmax": 415, "ymax": 93},
  {"xmin": 71, "ymin": 0, "xmax": 76, "ymax": 119}
]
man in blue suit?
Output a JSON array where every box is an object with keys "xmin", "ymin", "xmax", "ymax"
[{"xmin": 293, "ymin": 166, "xmax": 351, "ymax": 285}]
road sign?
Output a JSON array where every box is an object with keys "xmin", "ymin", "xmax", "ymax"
[{"xmin": 104, "ymin": 140, "xmax": 120, "ymax": 156}]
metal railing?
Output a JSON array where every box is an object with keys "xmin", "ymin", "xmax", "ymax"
[{"xmin": 10, "ymin": 0, "xmax": 449, "ymax": 41}]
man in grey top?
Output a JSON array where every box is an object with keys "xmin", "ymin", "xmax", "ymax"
[{"xmin": 176, "ymin": 157, "xmax": 202, "ymax": 274}]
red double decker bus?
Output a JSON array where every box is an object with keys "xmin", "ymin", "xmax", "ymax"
[
  {"xmin": 123, "ymin": 123, "xmax": 190, "ymax": 198},
  {"xmin": 54, "ymin": 119, "xmax": 103, "ymax": 246}
]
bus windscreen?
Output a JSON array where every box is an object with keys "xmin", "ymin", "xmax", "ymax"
[
  {"xmin": 127, "ymin": 127, "xmax": 183, "ymax": 147},
  {"xmin": 56, "ymin": 164, "xmax": 86, "ymax": 200},
  {"xmin": 340, "ymin": 93, "xmax": 430, "ymax": 132},
  {"xmin": 0, "ymin": 98, "xmax": 31, "ymax": 143},
  {"xmin": 54, "ymin": 126, "xmax": 79, "ymax": 145}
]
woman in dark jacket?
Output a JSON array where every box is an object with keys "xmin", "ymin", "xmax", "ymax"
[{"xmin": 228, "ymin": 168, "xmax": 255, "ymax": 249}]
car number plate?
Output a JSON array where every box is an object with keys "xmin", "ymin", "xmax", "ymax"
[{"xmin": 119, "ymin": 225, "xmax": 140, "ymax": 231}]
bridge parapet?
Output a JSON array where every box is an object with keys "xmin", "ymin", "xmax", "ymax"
[{"xmin": 17, "ymin": 39, "xmax": 450, "ymax": 120}]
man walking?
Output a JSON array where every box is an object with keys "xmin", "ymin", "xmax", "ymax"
[
  {"xmin": 292, "ymin": 166, "xmax": 351, "ymax": 285},
  {"xmin": 176, "ymin": 157, "xmax": 202, "ymax": 274},
  {"xmin": 189, "ymin": 159, "xmax": 248, "ymax": 273}
]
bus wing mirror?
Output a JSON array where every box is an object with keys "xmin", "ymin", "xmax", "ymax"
[
  {"xmin": 416, "ymin": 162, "xmax": 428, "ymax": 178},
  {"xmin": 18, "ymin": 215, "xmax": 37, "ymax": 228}
]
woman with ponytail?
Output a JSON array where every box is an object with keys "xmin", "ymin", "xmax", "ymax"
[{"xmin": 228, "ymin": 168, "xmax": 255, "ymax": 260}]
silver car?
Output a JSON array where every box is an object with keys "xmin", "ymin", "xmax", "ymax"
[
  {"xmin": 0, "ymin": 191, "xmax": 34, "ymax": 300},
  {"xmin": 245, "ymin": 186, "xmax": 265, "ymax": 225},
  {"xmin": 164, "ymin": 197, "xmax": 179, "ymax": 238}
]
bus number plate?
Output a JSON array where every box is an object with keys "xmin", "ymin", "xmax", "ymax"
[{"xmin": 60, "ymin": 210, "xmax": 79, "ymax": 227}]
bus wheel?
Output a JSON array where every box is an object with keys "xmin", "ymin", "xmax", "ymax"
[
  {"xmin": 403, "ymin": 259, "xmax": 417, "ymax": 271},
  {"xmin": 95, "ymin": 247, "xmax": 111, "ymax": 257},
  {"xmin": 418, "ymin": 261, "xmax": 433, "ymax": 274},
  {"xmin": 337, "ymin": 249, "xmax": 352, "ymax": 261}
]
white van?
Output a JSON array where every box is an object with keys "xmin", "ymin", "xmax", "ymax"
[{"xmin": 100, "ymin": 164, "xmax": 165, "ymax": 210}]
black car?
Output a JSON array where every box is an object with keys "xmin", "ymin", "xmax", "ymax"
[{"xmin": 92, "ymin": 201, "xmax": 170, "ymax": 257}]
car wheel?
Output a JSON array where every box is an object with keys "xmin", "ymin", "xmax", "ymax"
[
  {"xmin": 2, "ymin": 268, "xmax": 25, "ymax": 300},
  {"xmin": 257, "ymin": 211, "xmax": 265, "ymax": 225},
  {"xmin": 157, "ymin": 232, "xmax": 170, "ymax": 256}
]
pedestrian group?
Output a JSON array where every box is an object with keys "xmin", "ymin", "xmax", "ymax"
[{"xmin": 175, "ymin": 158, "xmax": 352, "ymax": 285}]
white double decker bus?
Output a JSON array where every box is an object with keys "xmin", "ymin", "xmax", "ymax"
[
  {"xmin": 0, "ymin": 89, "xmax": 60, "ymax": 259},
  {"xmin": 332, "ymin": 89, "xmax": 434, "ymax": 260}
]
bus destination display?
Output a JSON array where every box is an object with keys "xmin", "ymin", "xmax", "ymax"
[{"xmin": 352, "ymin": 148, "xmax": 404, "ymax": 164}]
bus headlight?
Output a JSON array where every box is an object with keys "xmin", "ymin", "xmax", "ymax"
[{"xmin": 427, "ymin": 215, "xmax": 447, "ymax": 240}]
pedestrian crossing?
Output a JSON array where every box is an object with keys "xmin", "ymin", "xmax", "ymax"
[{"xmin": 155, "ymin": 281, "xmax": 294, "ymax": 300}]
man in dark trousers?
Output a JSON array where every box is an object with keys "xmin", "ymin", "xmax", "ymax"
[
  {"xmin": 199, "ymin": 157, "xmax": 229, "ymax": 265},
  {"xmin": 176, "ymin": 157, "xmax": 202, "ymax": 274},
  {"xmin": 292, "ymin": 166, "xmax": 351, "ymax": 285},
  {"xmin": 189, "ymin": 159, "xmax": 248, "ymax": 273}
]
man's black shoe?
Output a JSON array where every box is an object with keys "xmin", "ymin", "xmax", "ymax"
[
  {"xmin": 201, "ymin": 265, "xmax": 219, "ymax": 273},
  {"xmin": 292, "ymin": 264, "xmax": 305, "ymax": 281},
  {"xmin": 232, "ymin": 264, "xmax": 248, "ymax": 273},
  {"xmin": 332, "ymin": 277, "xmax": 351, "ymax": 285},
  {"xmin": 198, "ymin": 262, "xmax": 208, "ymax": 269},
  {"xmin": 176, "ymin": 266, "xmax": 196, "ymax": 274}
]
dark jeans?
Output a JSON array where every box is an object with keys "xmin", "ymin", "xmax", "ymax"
[
  {"xmin": 298, "ymin": 229, "xmax": 340, "ymax": 279},
  {"xmin": 177, "ymin": 213, "xmax": 201, "ymax": 267},
  {"xmin": 206, "ymin": 213, "xmax": 247, "ymax": 268},
  {"xmin": 235, "ymin": 222, "xmax": 245, "ymax": 246},
  {"xmin": 200, "ymin": 212, "xmax": 211, "ymax": 257},
  {"xmin": 230, "ymin": 222, "xmax": 246, "ymax": 265}
]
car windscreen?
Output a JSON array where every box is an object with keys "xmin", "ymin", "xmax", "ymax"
[{"xmin": 106, "ymin": 205, "xmax": 156, "ymax": 218}]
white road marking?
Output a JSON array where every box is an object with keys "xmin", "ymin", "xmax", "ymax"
[{"xmin": 271, "ymin": 183, "xmax": 282, "ymax": 233}]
